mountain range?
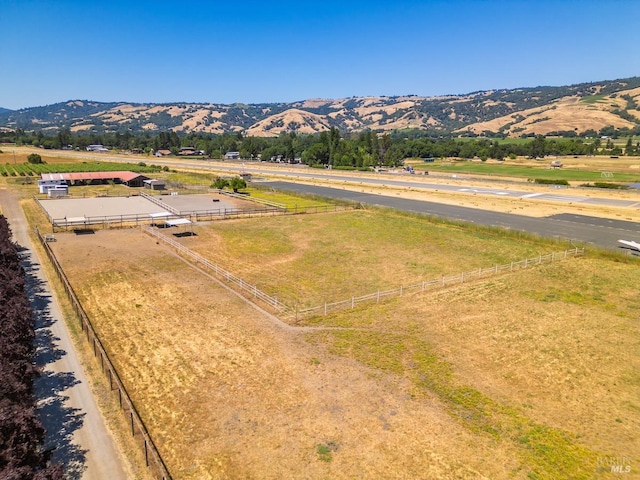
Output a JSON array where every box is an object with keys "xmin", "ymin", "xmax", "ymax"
[{"xmin": 1, "ymin": 77, "xmax": 639, "ymax": 137}]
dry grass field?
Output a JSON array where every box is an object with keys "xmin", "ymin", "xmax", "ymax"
[
  {"xmin": 48, "ymin": 208, "xmax": 640, "ymax": 479},
  {"xmin": 4, "ymin": 149, "xmax": 639, "ymax": 478}
]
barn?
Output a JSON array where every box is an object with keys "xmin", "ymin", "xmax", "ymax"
[{"xmin": 40, "ymin": 171, "xmax": 151, "ymax": 188}]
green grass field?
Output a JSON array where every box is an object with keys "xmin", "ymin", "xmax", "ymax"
[{"xmin": 410, "ymin": 160, "xmax": 640, "ymax": 182}]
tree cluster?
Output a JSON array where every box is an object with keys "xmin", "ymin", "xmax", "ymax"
[
  {"xmin": 1, "ymin": 127, "xmax": 638, "ymax": 167},
  {"xmin": 0, "ymin": 216, "xmax": 63, "ymax": 479}
]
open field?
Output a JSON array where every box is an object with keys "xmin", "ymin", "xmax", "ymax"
[
  {"xmin": 4, "ymin": 148, "xmax": 640, "ymax": 478},
  {"xmin": 406, "ymin": 157, "xmax": 640, "ymax": 182},
  {"xmin": 169, "ymin": 210, "xmax": 568, "ymax": 309},
  {"xmin": 48, "ymin": 207, "xmax": 640, "ymax": 479}
]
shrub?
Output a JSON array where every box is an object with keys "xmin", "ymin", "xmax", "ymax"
[
  {"xmin": 27, "ymin": 153, "xmax": 43, "ymax": 164},
  {"xmin": 533, "ymin": 178, "xmax": 569, "ymax": 186},
  {"xmin": 581, "ymin": 182, "xmax": 628, "ymax": 190}
]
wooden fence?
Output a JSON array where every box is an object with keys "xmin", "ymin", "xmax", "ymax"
[
  {"xmin": 142, "ymin": 225, "xmax": 288, "ymax": 314},
  {"xmin": 296, "ymin": 248, "xmax": 586, "ymax": 319},
  {"xmin": 142, "ymin": 225, "xmax": 585, "ymax": 322},
  {"xmin": 36, "ymin": 228, "xmax": 173, "ymax": 480}
]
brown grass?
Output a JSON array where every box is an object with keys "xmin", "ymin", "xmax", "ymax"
[
  {"xmin": 8, "ymin": 153, "xmax": 639, "ymax": 478},
  {"xmin": 48, "ymin": 209, "xmax": 640, "ymax": 479}
]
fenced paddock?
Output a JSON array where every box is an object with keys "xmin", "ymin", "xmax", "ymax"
[
  {"xmin": 36, "ymin": 228, "xmax": 173, "ymax": 480},
  {"xmin": 142, "ymin": 223, "xmax": 585, "ymax": 321},
  {"xmin": 142, "ymin": 225, "xmax": 288, "ymax": 315},
  {"xmin": 37, "ymin": 193, "xmax": 352, "ymax": 231},
  {"xmin": 297, "ymin": 248, "xmax": 585, "ymax": 318}
]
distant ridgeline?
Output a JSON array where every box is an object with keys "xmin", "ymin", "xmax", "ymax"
[{"xmin": 1, "ymin": 76, "xmax": 640, "ymax": 138}]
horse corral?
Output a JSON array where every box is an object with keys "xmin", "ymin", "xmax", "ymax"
[{"xmin": 37, "ymin": 192, "xmax": 264, "ymax": 230}]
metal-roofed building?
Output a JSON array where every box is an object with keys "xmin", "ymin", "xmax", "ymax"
[{"xmin": 40, "ymin": 171, "xmax": 150, "ymax": 187}]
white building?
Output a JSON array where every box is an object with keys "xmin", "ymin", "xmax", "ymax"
[
  {"xmin": 86, "ymin": 144, "xmax": 109, "ymax": 152},
  {"xmin": 38, "ymin": 178, "xmax": 68, "ymax": 194}
]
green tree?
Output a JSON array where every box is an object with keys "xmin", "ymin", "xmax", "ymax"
[
  {"xmin": 212, "ymin": 177, "xmax": 229, "ymax": 189},
  {"xmin": 302, "ymin": 142, "xmax": 329, "ymax": 165},
  {"xmin": 27, "ymin": 153, "xmax": 42, "ymax": 164},
  {"xmin": 529, "ymin": 135, "xmax": 547, "ymax": 159},
  {"xmin": 327, "ymin": 127, "xmax": 341, "ymax": 165},
  {"xmin": 229, "ymin": 176, "xmax": 247, "ymax": 193},
  {"xmin": 625, "ymin": 137, "xmax": 634, "ymax": 155}
]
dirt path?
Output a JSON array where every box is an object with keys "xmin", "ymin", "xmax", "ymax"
[{"xmin": 0, "ymin": 189, "xmax": 130, "ymax": 480}]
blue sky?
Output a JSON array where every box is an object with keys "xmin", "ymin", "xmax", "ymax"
[{"xmin": 1, "ymin": 0, "xmax": 639, "ymax": 110}]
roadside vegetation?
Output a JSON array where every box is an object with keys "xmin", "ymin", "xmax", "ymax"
[
  {"xmin": 0, "ymin": 215, "xmax": 64, "ymax": 479},
  {"xmin": 2, "ymin": 124, "xmax": 639, "ymax": 170}
]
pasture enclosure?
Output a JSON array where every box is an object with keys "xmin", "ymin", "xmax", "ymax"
[
  {"xmin": 45, "ymin": 206, "xmax": 640, "ymax": 479},
  {"xmin": 162, "ymin": 209, "xmax": 572, "ymax": 308}
]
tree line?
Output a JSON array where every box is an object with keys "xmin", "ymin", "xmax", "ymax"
[
  {"xmin": 1, "ymin": 128, "xmax": 639, "ymax": 168},
  {"xmin": 0, "ymin": 216, "xmax": 64, "ymax": 479}
]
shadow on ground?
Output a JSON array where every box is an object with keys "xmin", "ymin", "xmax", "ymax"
[{"xmin": 22, "ymin": 249, "xmax": 89, "ymax": 480}]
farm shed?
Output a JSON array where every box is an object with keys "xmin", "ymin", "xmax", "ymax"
[
  {"xmin": 143, "ymin": 179, "xmax": 166, "ymax": 190},
  {"xmin": 38, "ymin": 178, "xmax": 68, "ymax": 194},
  {"xmin": 40, "ymin": 171, "xmax": 150, "ymax": 187},
  {"xmin": 47, "ymin": 185, "xmax": 69, "ymax": 197}
]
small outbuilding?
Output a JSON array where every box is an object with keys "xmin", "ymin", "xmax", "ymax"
[
  {"xmin": 47, "ymin": 185, "xmax": 69, "ymax": 197},
  {"xmin": 144, "ymin": 179, "xmax": 166, "ymax": 190}
]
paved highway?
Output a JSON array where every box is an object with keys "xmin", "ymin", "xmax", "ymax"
[
  {"xmin": 160, "ymin": 160, "xmax": 640, "ymax": 209},
  {"xmin": 261, "ymin": 181, "xmax": 640, "ymax": 253}
]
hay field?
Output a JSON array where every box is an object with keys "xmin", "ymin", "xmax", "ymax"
[{"xmin": 50, "ymin": 208, "xmax": 640, "ymax": 479}]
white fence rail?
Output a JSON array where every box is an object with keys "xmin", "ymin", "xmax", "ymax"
[
  {"xmin": 297, "ymin": 248, "xmax": 585, "ymax": 318},
  {"xmin": 139, "ymin": 191, "xmax": 179, "ymax": 214},
  {"xmin": 141, "ymin": 226, "xmax": 584, "ymax": 320},
  {"xmin": 142, "ymin": 226, "xmax": 288, "ymax": 314}
]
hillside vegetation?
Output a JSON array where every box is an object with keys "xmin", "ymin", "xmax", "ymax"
[{"xmin": 2, "ymin": 77, "xmax": 640, "ymax": 137}]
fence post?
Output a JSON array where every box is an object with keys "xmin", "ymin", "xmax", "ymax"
[
  {"xmin": 351, "ymin": 297, "xmax": 354, "ymax": 308},
  {"xmin": 130, "ymin": 412, "xmax": 134, "ymax": 436},
  {"xmin": 400, "ymin": 286, "xmax": 403, "ymax": 296},
  {"xmin": 324, "ymin": 302, "xmax": 327, "ymax": 316}
]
